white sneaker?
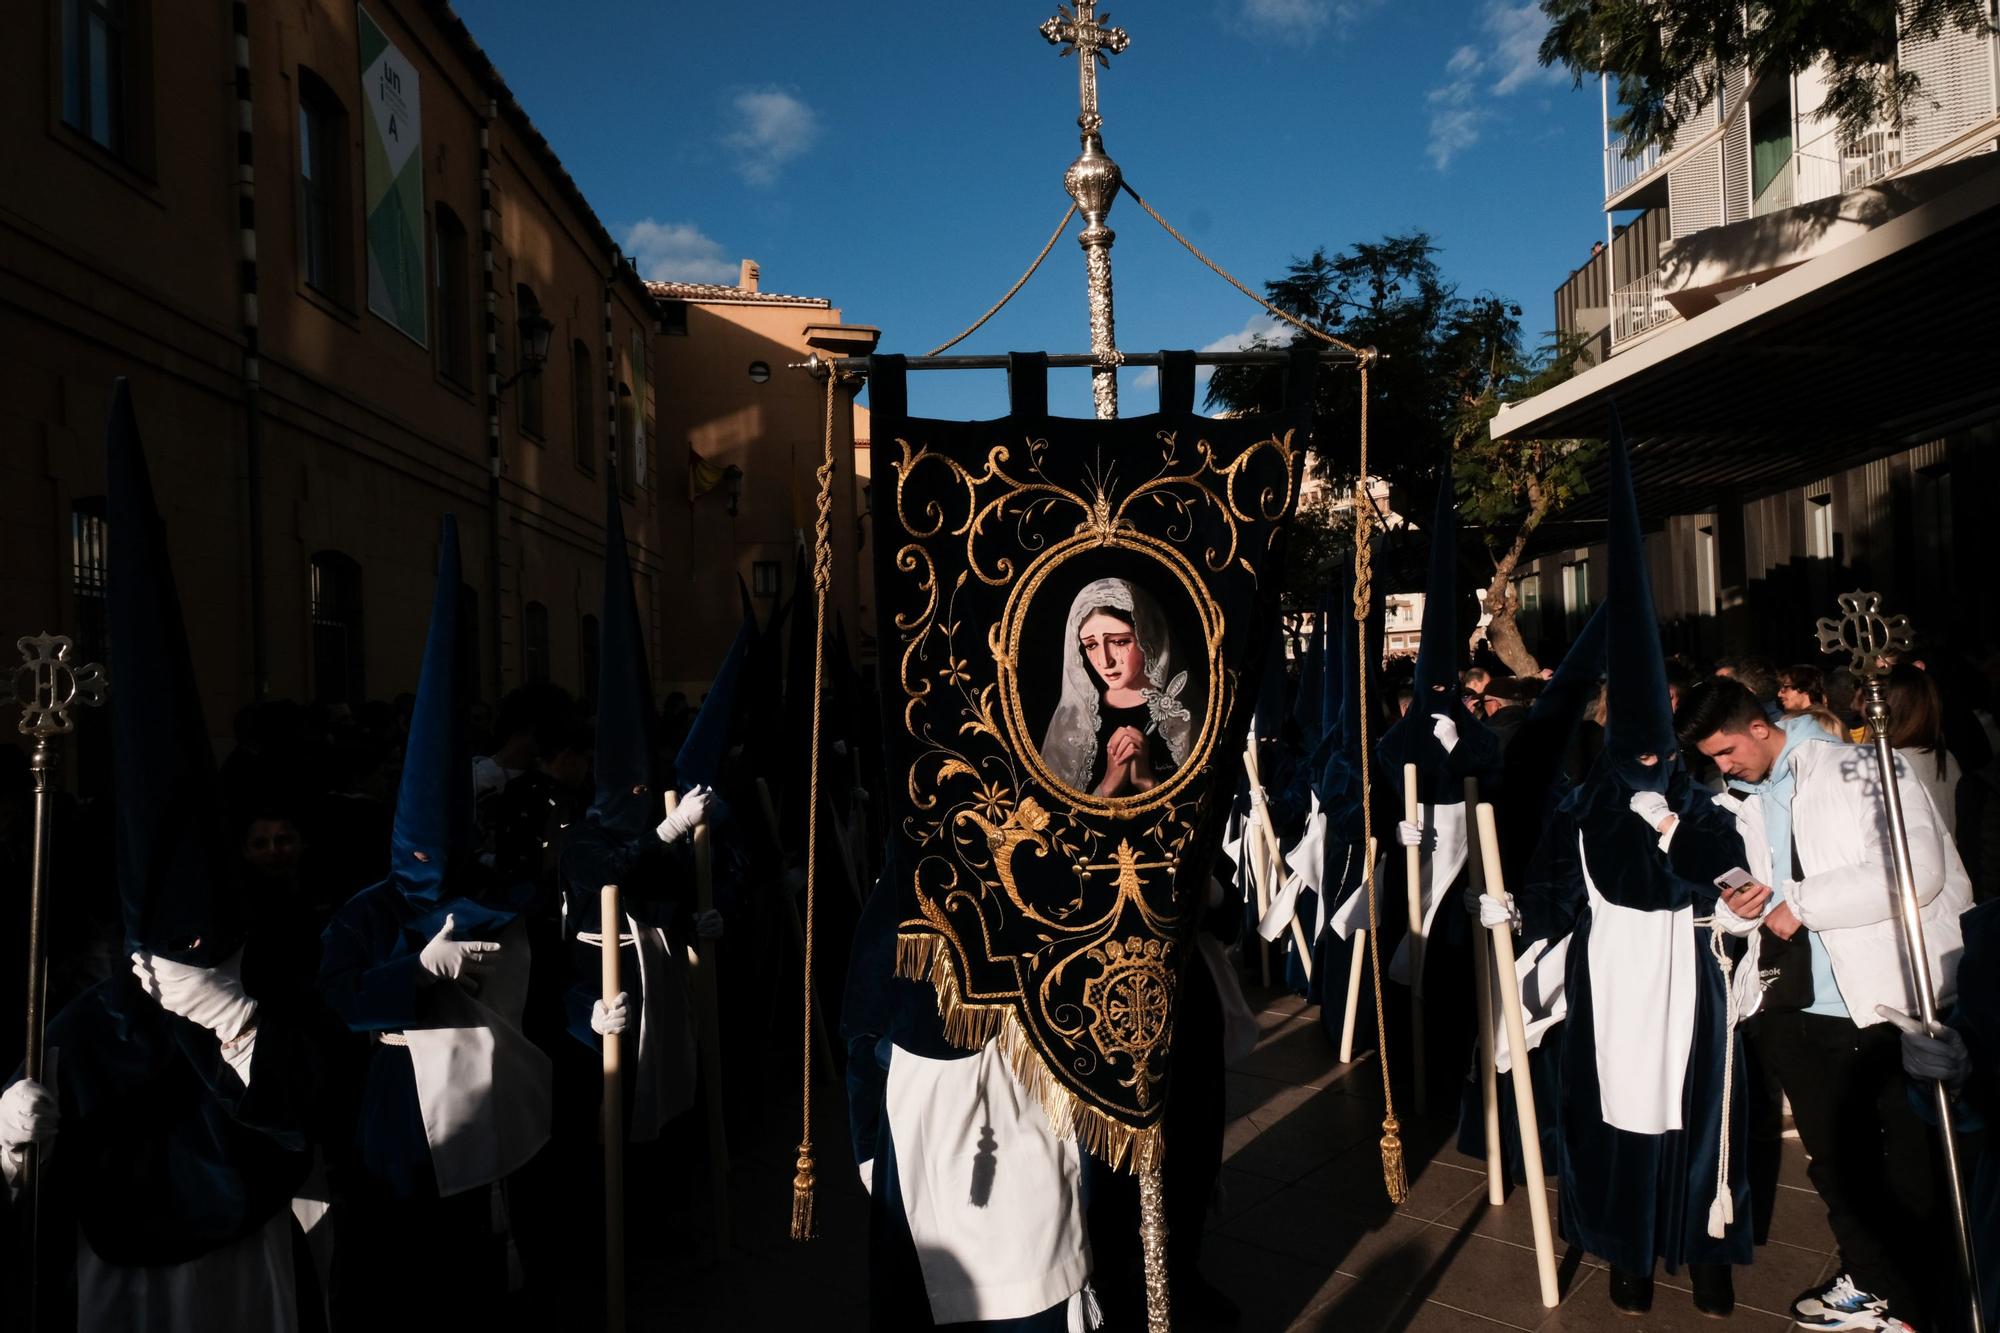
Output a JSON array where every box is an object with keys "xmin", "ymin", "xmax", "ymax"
[{"xmin": 1792, "ymin": 1272, "xmax": 1890, "ymax": 1331}]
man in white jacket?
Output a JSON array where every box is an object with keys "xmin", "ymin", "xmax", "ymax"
[{"xmin": 1678, "ymin": 677, "xmax": 1972, "ymax": 1333}]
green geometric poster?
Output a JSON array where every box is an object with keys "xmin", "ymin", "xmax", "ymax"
[{"xmin": 359, "ymin": 5, "xmax": 426, "ymax": 346}]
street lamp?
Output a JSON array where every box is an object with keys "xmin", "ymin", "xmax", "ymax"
[{"xmin": 499, "ymin": 310, "xmax": 555, "ymax": 392}]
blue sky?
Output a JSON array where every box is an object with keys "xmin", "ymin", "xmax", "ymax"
[{"xmin": 456, "ymin": 0, "xmax": 1610, "ymax": 419}]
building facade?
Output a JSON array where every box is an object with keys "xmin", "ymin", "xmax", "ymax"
[
  {"xmin": 1503, "ymin": 24, "xmax": 2000, "ymax": 669},
  {"xmin": 4, "ymin": 0, "xmax": 877, "ymax": 780}
]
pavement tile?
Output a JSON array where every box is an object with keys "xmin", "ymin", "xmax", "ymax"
[
  {"xmin": 1300, "ymin": 1140, "xmax": 1487, "ymax": 1224},
  {"xmin": 1211, "ymin": 1165, "xmax": 1289, "ymax": 1223},
  {"xmin": 1420, "ymin": 1230, "xmax": 1588, "ymax": 1332},
  {"xmin": 1765, "ymin": 1181, "xmax": 1838, "ymax": 1254},
  {"xmin": 1188, "ymin": 1232, "xmax": 1352, "ymax": 1332}
]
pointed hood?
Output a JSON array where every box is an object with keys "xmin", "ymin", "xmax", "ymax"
[
  {"xmin": 106, "ymin": 380, "xmax": 235, "ymax": 964},
  {"xmin": 1376, "ymin": 475, "xmax": 1476, "ymax": 780},
  {"xmin": 590, "ymin": 475, "xmax": 656, "ymax": 835},
  {"xmin": 1601, "ymin": 406, "xmax": 1675, "ymax": 792},
  {"xmin": 674, "ymin": 605, "xmax": 752, "ymax": 792},
  {"xmin": 390, "ymin": 514, "xmax": 473, "ymax": 903}
]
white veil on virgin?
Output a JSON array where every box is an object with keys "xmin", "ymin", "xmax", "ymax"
[{"xmin": 1037, "ymin": 576, "xmax": 1194, "ymax": 792}]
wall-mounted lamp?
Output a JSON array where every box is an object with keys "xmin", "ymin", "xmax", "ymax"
[{"xmin": 498, "ymin": 310, "xmax": 555, "ymax": 393}]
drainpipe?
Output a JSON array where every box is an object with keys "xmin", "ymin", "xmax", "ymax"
[
  {"xmin": 232, "ymin": 0, "xmax": 269, "ymax": 698},
  {"xmin": 481, "ymin": 99, "xmax": 503, "ymax": 698}
]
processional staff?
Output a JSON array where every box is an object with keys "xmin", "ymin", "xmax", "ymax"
[
  {"xmin": 14, "ymin": 632, "xmax": 109, "ymax": 1330},
  {"xmin": 1815, "ymin": 592, "xmax": 1984, "ymax": 1333},
  {"xmin": 1040, "ymin": 8, "xmax": 1172, "ymax": 1330}
]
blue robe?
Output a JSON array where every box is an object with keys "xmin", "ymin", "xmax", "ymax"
[{"xmin": 1518, "ymin": 768, "xmax": 1753, "ymax": 1273}]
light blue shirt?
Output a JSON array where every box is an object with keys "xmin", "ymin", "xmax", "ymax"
[{"xmin": 1738, "ymin": 716, "xmax": 1848, "ymax": 1018}]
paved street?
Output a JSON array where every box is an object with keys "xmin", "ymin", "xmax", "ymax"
[{"xmin": 641, "ymin": 982, "xmax": 1838, "ymax": 1331}]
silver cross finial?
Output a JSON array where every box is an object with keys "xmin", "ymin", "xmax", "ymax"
[
  {"xmin": 1041, "ymin": 2, "xmax": 1129, "ymax": 136},
  {"xmin": 1814, "ymin": 591, "xmax": 1916, "ymax": 679},
  {"xmin": 15, "ymin": 633, "xmax": 109, "ymax": 739}
]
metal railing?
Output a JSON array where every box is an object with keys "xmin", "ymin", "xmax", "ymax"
[
  {"xmin": 1610, "ymin": 271, "xmax": 1679, "ymax": 346},
  {"xmin": 1605, "ymin": 136, "xmax": 1664, "ymax": 197},
  {"xmin": 1841, "ymin": 126, "xmax": 1903, "ymax": 190}
]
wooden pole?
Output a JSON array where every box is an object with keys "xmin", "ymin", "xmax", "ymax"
[
  {"xmin": 669, "ymin": 790, "xmax": 731, "ymax": 1252},
  {"xmin": 599, "ymin": 883, "xmax": 626, "ymax": 1333},
  {"xmin": 1403, "ymin": 763, "xmax": 1426, "ymax": 1115},
  {"xmin": 1465, "ymin": 777, "xmax": 1504, "ymax": 1206},
  {"xmin": 1242, "ymin": 742, "xmax": 1273, "ymax": 987},
  {"xmin": 1473, "ymin": 803, "xmax": 1560, "ymax": 1307},
  {"xmin": 1338, "ymin": 836, "xmax": 1378, "ymax": 1064},
  {"xmin": 1246, "ymin": 774, "xmax": 1313, "ymax": 982}
]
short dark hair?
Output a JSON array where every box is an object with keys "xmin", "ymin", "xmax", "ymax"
[
  {"xmin": 1675, "ymin": 677, "xmax": 1768, "ymax": 748},
  {"xmin": 1715, "ymin": 655, "xmax": 1779, "ymax": 702}
]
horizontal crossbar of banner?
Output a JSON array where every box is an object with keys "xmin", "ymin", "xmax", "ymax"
[{"xmin": 789, "ymin": 348, "xmax": 1373, "ymax": 376}]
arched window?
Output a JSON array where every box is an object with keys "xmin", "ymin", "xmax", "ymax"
[
  {"xmin": 310, "ymin": 551, "xmax": 365, "ymax": 704},
  {"xmin": 522, "ymin": 601, "xmax": 550, "ymax": 684},
  {"xmin": 516, "ymin": 284, "xmax": 545, "ymax": 438},
  {"xmin": 297, "ymin": 68, "xmax": 351, "ymax": 302},
  {"xmin": 572, "ymin": 339, "xmax": 594, "ymax": 473},
  {"xmin": 434, "ymin": 205, "xmax": 470, "ymax": 385},
  {"xmin": 70, "ymin": 496, "xmax": 110, "ymax": 664},
  {"xmin": 579, "ymin": 613, "xmax": 600, "ymax": 709}
]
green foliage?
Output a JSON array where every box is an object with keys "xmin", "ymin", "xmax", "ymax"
[
  {"xmin": 1451, "ymin": 327, "xmax": 1602, "ymax": 545},
  {"xmin": 1539, "ymin": 0, "xmax": 1991, "ymax": 155}
]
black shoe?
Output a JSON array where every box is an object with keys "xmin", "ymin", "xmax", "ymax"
[
  {"xmin": 1608, "ymin": 1267, "xmax": 1655, "ymax": 1314},
  {"xmin": 1690, "ymin": 1263, "xmax": 1735, "ymax": 1318}
]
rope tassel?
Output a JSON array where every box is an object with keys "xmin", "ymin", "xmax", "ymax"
[
  {"xmin": 1379, "ymin": 1114, "xmax": 1409, "ymax": 1204},
  {"xmin": 790, "ymin": 1144, "xmax": 817, "ymax": 1241}
]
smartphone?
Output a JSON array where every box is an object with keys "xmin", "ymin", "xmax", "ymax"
[{"xmin": 1713, "ymin": 868, "xmax": 1756, "ymax": 894}]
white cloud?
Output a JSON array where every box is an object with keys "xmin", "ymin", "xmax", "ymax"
[
  {"xmin": 623, "ymin": 219, "xmax": 737, "ymax": 284},
  {"xmin": 1235, "ymin": 0, "xmax": 1381, "ymax": 44},
  {"xmin": 722, "ymin": 88, "xmax": 820, "ymax": 187},
  {"xmin": 1482, "ymin": 2, "xmax": 1562, "ymax": 96},
  {"xmin": 1131, "ymin": 312, "xmax": 1294, "ymax": 400},
  {"xmin": 1423, "ymin": 3, "xmax": 1561, "ymax": 170}
]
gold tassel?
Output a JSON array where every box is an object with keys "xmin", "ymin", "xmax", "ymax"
[
  {"xmin": 789, "ymin": 1144, "xmax": 817, "ymax": 1240},
  {"xmin": 1379, "ymin": 1114, "xmax": 1409, "ymax": 1204}
]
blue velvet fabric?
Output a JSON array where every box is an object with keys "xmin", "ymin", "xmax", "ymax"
[
  {"xmin": 1519, "ymin": 771, "xmax": 1753, "ymax": 1273},
  {"xmin": 590, "ymin": 471, "xmax": 660, "ymax": 838}
]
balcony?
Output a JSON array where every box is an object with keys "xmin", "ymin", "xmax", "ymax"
[
  {"xmin": 1610, "ymin": 270, "xmax": 1679, "ymax": 347},
  {"xmin": 1605, "ymin": 136, "xmax": 1664, "ymax": 198},
  {"xmin": 1749, "ymin": 124, "xmax": 1905, "ymax": 219},
  {"xmin": 1841, "ymin": 127, "xmax": 1903, "ymax": 190}
]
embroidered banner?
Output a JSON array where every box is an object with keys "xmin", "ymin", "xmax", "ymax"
[{"xmin": 870, "ymin": 349, "xmax": 1315, "ymax": 1167}]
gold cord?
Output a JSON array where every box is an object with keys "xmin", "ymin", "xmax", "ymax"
[
  {"xmin": 1351, "ymin": 364, "xmax": 1407, "ymax": 1202},
  {"xmin": 792, "ymin": 368, "xmax": 840, "ymax": 1240},
  {"xmin": 1120, "ymin": 182, "xmax": 1362, "ymax": 358},
  {"xmin": 926, "ymin": 203, "xmax": 1080, "ymax": 356}
]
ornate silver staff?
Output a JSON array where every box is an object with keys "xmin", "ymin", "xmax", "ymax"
[
  {"xmin": 13, "ymin": 632, "xmax": 108, "ymax": 1327},
  {"xmin": 1042, "ymin": 0, "xmax": 1128, "ymax": 420},
  {"xmin": 1815, "ymin": 591, "xmax": 1983, "ymax": 1333}
]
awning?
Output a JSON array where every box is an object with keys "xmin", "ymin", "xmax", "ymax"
[{"xmin": 1490, "ymin": 156, "xmax": 2000, "ymax": 523}]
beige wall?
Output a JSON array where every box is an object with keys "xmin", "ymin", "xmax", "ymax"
[{"xmin": 2, "ymin": 0, "xmax": 663, "ymax": 776}]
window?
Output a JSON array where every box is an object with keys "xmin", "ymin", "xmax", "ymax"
[
  {"xmin": 572, "ymin": 340, "xmax": 594, "ymax": 473},
  {"xmin": 298, "ymin": 70, "xmax": 350, "ymax": 301},
  {"xmin": 434, "ymin": 205, "xmax": 470, "ymax": 385},
  {"xmin": 515, "ymin": 285, "xmax": 545, "ymax": 438},
  {"xmin": 71, "ymin": 497, "xmax": 110, "ymax": 664},
  {"xmin": 616, "ymin": 382, "xmax": 636, "ymax": 496},
  {"xmin": 62, "ymin": 0, "xmax": 148, "ymax": 163},
  {"xmin": 310, "ymin": 551, "xmax": 365, "ymax": 704},
  {"xmin": 1698, "ymin": 523, "xmax": 1719, "ymax": 615},
  {"xmin": 1562, "ymin": 555, "xmax": 1590, "ymax": 631},
  {"xmin": 522, "ymin": 602, "xmax": 550, "ymax": 684},
  {"xmin": 579, "ymin": 613, "xmax": 600, "ymax": 709},
  {"xmin": 752, "ymin": 560, "xmax": 781, "ymax": 598},
  {"xmin": 1806, "ymin": 492, "xmax": 1834, "ymax": 560},
  {"xmin": 659, "ymin": 301, "xmax": 688, "ymax": 336}
]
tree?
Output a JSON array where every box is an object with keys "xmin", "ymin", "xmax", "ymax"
[
  {"xmin": 1539, "ymin": 0, "xmax": 1991, "ymax": 155},
  {"xmin": 1449, "ymin": 320, "xmax": 1599, "ymax": 676},
  {"xmin": 1207, "ymin": 233, "xmax": 1598, "ymax": 672}
]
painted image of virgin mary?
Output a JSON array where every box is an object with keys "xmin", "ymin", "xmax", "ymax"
[{"xmin": 1038, "ymin": 577, "xmax": 1194, "ymax": 798}]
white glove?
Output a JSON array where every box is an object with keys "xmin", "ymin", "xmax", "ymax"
[
  {"xmin": 418, "ymin": 913, "xmax": 500, "ymax": 989},
  {"xmin": 591, "ymin": 991, "xmax": 630, "ymax": 1037},
  {"xmin": 655, "ymin": 784, "xmax": 713, "ymax": 843},
  {"xmin": 0, "ymin": 1080, "xmax": 57, "ymax": 1191},
  {"xmin": 1431, "ymin": 715, "xmax": 1459, "ymax": 753},
  {"xmin": 1477, "ymin": 892, "xmax": 1519, "ymax": 932},
  {"xmin": 131, "ymin": 950, "xmax": 258, "ymax": 1042},
  {"xmin": 1395, "ymin": 818, "xmax": 1425, "ymax": 849},
  {"xmin": 1627, "ymin": 790, "xmax": 1673, "ymax": 831},
  {"xmin": 693, "ymin": 909, "xmax": 724, "ymax": 940}
]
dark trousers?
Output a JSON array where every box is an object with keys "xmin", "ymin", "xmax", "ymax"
[{"xmin": 1747, "ymin": 1010, "xmax": 1949, "ymax": 1324}]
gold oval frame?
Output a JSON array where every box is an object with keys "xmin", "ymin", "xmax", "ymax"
[{"xmin": 994, "ymin": 530, "xmax": 1226, "ymax": 818}]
